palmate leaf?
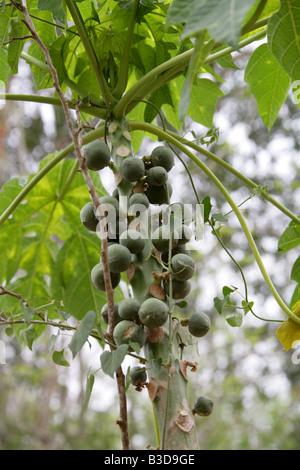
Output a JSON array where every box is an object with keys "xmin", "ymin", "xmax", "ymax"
[
  {"xmin": 166, "ymin": 0, "xmax": 257, "ymax": 46},
  {"xmin": 37, "ymin": 0, "xmax": 67, "ymax": 23},
  {"xmin": 187, "ymin": 77, "xmax": 224, "ymax": 128},
  {"xmin": 278, "ymin": 218, "xmax": 300, "ymax": 253},
  {"xmin": 244, "ymin": 44, "xmax": 291, "ymax": 130},
  {"xmin": 0, "ymin": 154, "xmax": 115, "ymax": 320},
  {"xmin": 268, "ymin": 0, "xmax": 300, "ymax": 83}
]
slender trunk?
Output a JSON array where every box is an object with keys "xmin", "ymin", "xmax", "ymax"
[{"xmin": 144, "ymin": 323, "xmax": 199, "ymax": 450}]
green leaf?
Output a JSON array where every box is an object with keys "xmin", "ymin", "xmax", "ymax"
[
  {"xmin": 226, "ymin": 310, "xmax": 243, "ymax": 327},
  {"xmin": 0, "ymin": 48, "xmax": 11, "ymax": 85},
  {"xmin": 202, "ymin": 196, "xmax": 212, "ymax": 222},
  {"xmin": 20, "ymin": 302, "xmax": 35, "ymax": 323},
  {"xmin": 175, "ymin": 300, "xmax": 188, "ymax": 309},
  {"xmin": 268, "ymin": 0, "xmax": 300, "ymax": 82},
  {"xmin": 52, "ymin": 348, "xmax": 70, "ymax": 367},
  {"xmin": 211, "ymin": 212, "xmax": 228, "ymax": 224},
  {"xmin": 48, "ymin": 330, "xmax": 60, "ymax": 354},
  {"xmin": 0, "ymin": 4, "xmax": 12, "ymax": 45},
  {"xmin": 241, "ymin": 300, "xmax": 254, "ymax": 314},
  {"xmin": 19, "ymin": 324, "xmax": 36, "ymax": 350},
  {"xmin": 217, "ymin": 53, "xmax": 240, "ymax": 70},
  {"xmin": 100, "ymin": 344, "xmax": 129, "ymax": 378},
  {"xmin": 187, "ymin": 77, "xmax": 224, "ymax": 128},
  {"xmin": 38, "ymin": 0, "xmax": 66, "ymax": 23},
  {"xmin": 166, "ymin": 0, "xmax": 206, "ymax": 28},
  {"xmin": 214, "ymin": 295, "xmax": 230, "ymax": 315},
  {"xmin": 291, "ymin": 256, "xmax": 300, "ymax": 283},
  {"xmin": 278, "ymin": 218, "xmax": 300, "ymax": 253},
  {"xmin": 68, "ymin": 310, "xmax": 96, "ymax": 358},
  {"xmin": 291, "ymin": 284, "xmax": 300, "ymax": 308},
  {"xmin": 167, "ymin": 0, "xmax": 257, "ymax": 46},
  {"xmin": 26, "ymin": 1, "xmax": 57, "ymax": 89},
  {"xmin": 7, "ymin": 14, "xmax": 29, "ymax": 75},
  {"xmin": 144, "ymin": 84, "xmax": 173, "ymax": 123},
  {"xmin": 244, "ymin": 44, "xmax": 290, "ymax": 130},
  {"xmin": 179, "ymin": 33, "xmax": 214, "ymax": 120},
  {"xmin": 222, "ymin": 285, "xmax": 237, "ymax": 297},
  {"xmin": 0, "ymin": 155, "xmax": 109, "ymax": 320},
  {"xmin": 84, "ymin": 373, "xmax": 95, "ymax": 411}
]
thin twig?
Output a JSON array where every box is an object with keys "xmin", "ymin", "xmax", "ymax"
[
  {"xmin": 13, "ymin": 0, "xmax": 130, "ymax": 450},
  {"xmin": 0, "ymin": 285, "xmax": 45, "ymax": 320},
  {"xmin": 3, "ymin": 35, "xmax": 33, "ymax": 45}
]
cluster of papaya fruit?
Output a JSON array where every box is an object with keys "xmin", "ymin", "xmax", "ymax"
[{"xmin": 79, "ymin": 139, "xmax": 212, "ymax": 401}]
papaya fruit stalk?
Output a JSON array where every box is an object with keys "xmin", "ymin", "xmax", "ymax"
[{"xmin": 107, "ymin": 118, "xmax": 200, "ymax": 450}]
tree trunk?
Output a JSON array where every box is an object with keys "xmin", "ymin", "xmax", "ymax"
[{"xmin": 109, "ymin": 118, "xmax": 199, "ymax": 450}]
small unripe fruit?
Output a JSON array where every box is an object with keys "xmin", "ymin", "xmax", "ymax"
[
  {"xmin": 171, "ymin": 253, "xmax": 195, "ymax": 281},
  {"xmin": 146, "ymin": 166, "xmax": 168, "ymax": 187},
  {"xmin": 98, "ymin": 195, "xmax": 119, "ymax": 214},
  {"xmin": 113, "ymin": 320, "xmax": 146, "ymax": 348},
  {"xmin": 192, "ymin": 396, "xmax": 214, "ymax": 416},
  {"xmin": 84, "ymin": 141, "xmax": 111, "ymax": 171},
  {"xmin": 101, "ymin": 303, "xmax": 122, "ymax": 325},
  {"xmin": 108, "ymin": 244, "xmax": 132, "ymax": 273},
  {"xmin": 129, "ymin": 193, "xmax": 150, "ymax": 208},
  {"xmin": 119, "ymin": 229, "xmax": 145, "ymax": 254},
  {"xmin": 91, "ymin": 263, "xmax": 120, "ymax": 291},
  {"xmin": 161, "ymin": 245, "xmax": 191, "ymax": 265},
  {"xmin": 164, "ymin": 279, "xmax": 191, "ymax": 299},
  {"xmin": 130, "ymin": 366, "xmax": 147, "ymax": 386},
  {"xmin": 80, "ymin": 202, "xmax": 98, "ymax": 232},
  {"xmin": 151, "ymin": 225, "xmax": 178, "ymax": 253},
  {"xmin": 118, "ymin": 298, "xmax": 140, "ymax": 321},
  {"xmin": 146, "ymin": 182, "xmax": 173, "ymax": 205},
  {"xmin": 151, "ymin": 146, "xmax": 174, "ymax": 172},
  {"xmin": 119, "ymin": 157, "xmax": 145, "ymax": 182},
  {"xmin": 138, "ymin": 298, "xmax": 169, "ymax": 328},
  {"xmin": 188, "ymin": 312, "xmax": 211, "ymax": 337}
]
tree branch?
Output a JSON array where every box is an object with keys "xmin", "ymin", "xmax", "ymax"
[{"xmin": 13, "ymin": 0, "xmax": 131, "ymax": 450}]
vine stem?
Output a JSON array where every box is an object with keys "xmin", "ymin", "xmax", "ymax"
[
  {"xmin": 113, "ymin": 28, "xmax": 267, "ymax": 119},
  {"xmin": 164, "ymin": 132, "xmax": 300, "ymax": 227},
  {"xmin": 129, "ymin": 120, "xmax": 300, "ymax": 325},
  {"xmin": 0, "ymin": 93, "xmax": 107, "ymax": 119},
  {"xmin": 13, "ymin": 0, "xmax": 130, "ymax": 450}
]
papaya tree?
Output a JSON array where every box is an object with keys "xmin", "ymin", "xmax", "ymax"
[{"xmin": 0, "ymin": 0, "xmax": 300, "ymax": 451}]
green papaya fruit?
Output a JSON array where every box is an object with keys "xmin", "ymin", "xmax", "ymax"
[
  {"xmin": 138, "ymin": 298, "xmax": 169, "ymax": 328},
  {"xmin": 80, "ymin": 201, "xmax": 98, "ymax": 232},
  {"xmin": 171, "ymin": 253, "xmax": 195, "ymax": 281},
  {"xmin": 84, "ymin": 140, "xmax": 111, "ymax": 171},
  {"xmin": 151, "ymin": 146, "xmax": 174, "ymax": 172},
  {"xmin": 192, "ymin": 396, "xmax": 214, "ymax": 416},
  {"xmin": 91, "ymin": 263, "xmax": 120, "ymax": 291},
  {"xmin": 119, "ymin": 157, "xmax": 145, "ymax": 182},
  {"xmin": 146, "ymin": 166, "xmax": 168, "ymax": 187},
  {"xmin": 113, "ymin": 320, "xmax": 146, "ymax": 348},
  {"xmin": 108, "ymin": 243, "xmax": 132, "ymax": 273},
  {"xmin": 188, "ymin": 312, "xmax": 211, "ymax": 337}
]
